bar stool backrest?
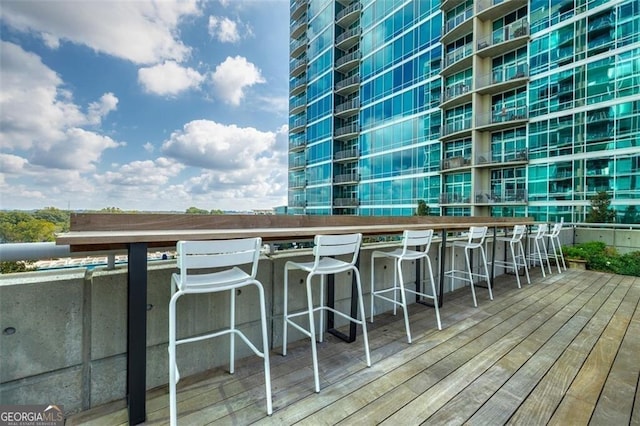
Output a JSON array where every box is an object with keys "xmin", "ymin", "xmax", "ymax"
[
  {"xmin": 550, "ymin": 222, "xmax": 562, "ymax": 237},
  {"xmin": 401, "ymin": 229, "xmax": 434, "ymax": 256},
  {"xmin": 467, "ymin": 226, "xmax": 488, "ymax": 245},
  {"xmin": 312, "ymin": 233, "xmax": 362, "ymax": 268},
  {"xmin": 176, "ymin": 238, "xmax": 262, "ymax": 288},
  {"xmin": 534, "ymin": 223, "xmax": 549, "ymax": 240},
  {"xmin": 511, "ymin": 224, "xmax": 527, "ymax": 242}
]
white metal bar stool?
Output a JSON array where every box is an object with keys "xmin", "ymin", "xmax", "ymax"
[
  {"xmin": 544, "ymin": 222, "xmax": 567, "ymax": 273},
  {"xmin": 370, "ymin": 229, "xmax": 442, "ymax": 343},
  {"xmin": 444, "ymin": 226, "xmax": 492, "ymax": 307},
  {"xmin": 282, "ymin": 233, "xmax": 371, "ymax": 393},
  {"xmin": 527, "ymin": 223, "xmax": 553, "ymax": 277},
  {"xmin": 168, "ymin": 238, "xmax": 272, "ymax": 425},
  {"xmin": 493, "ymin": 224, "xmax": 531, "ymax": 288}
]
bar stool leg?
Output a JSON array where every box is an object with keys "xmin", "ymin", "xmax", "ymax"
[
  {"xmin": 354, "ymin": 269, "xmax": 371, "ymax": 367},
  {"xmin": 305, "ymin": 274, "xmax": 321, "ymax": 393},
  {"xmin": 519, "ymin": 240, "xmax": 531, "ymax": 284},
  {"xmin": 282, "ymin": 268, "xmax": 289, "ymax": 356},
  {"xmin": 425, "ymin": 255, "xmax": 442, "ymax": 330},
  {"xmin": 464, "ymin": 247, "xmax": 478, "ymax": 307},
  {"xmin": 510, "ymin": 241, "xmax": 521, "ymax": 289},
  {"xmin": 229, "ymin": 289, "xmax": 235, "ymax": 374},
  {"xmin": 480, "ymin": 246, "xmax": 493, "ymax": 300},
  {"xmin": 396, "ymin": 258, "xmax": 412, "ymax": 343},
  {"xmin": 257, "ymin": 283, "xmax": 273, "ymax": 415}
]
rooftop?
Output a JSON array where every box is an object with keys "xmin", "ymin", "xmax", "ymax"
[{"xmin": 66, "ymin": 268, "xmax": 640, "ymax": 425}]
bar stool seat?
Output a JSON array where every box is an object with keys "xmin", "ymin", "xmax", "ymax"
[
  {"xmin": 444, "ymin": 226, "xmax": 492, "ymax": 307},
  {"xmin": 544, "ymin": 222, "xmax": 567, "ymax": 273},
  {"xmin": 370, "ymin": 229, "xmax": 442, "ymax": 344},
  {"xmin": 527, "ymin": 223, "xmax": 553, "ymax": 277},
  {"xmin": 168, "ymin": 238, "xmax": 272, "ymax": 425},
  {"xmin": 282, "ymin": 233, "xmax": 371, "ymax": 393},
  {"xmin": 492, "ymin": 224, "xmax": 530, "ymax": 288}
]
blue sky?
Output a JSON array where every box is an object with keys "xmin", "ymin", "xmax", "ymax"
[{"xmin": 0, "ymin": 0, "xmax": 290, "ymax": 212}]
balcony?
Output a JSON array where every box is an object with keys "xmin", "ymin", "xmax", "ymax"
[
  {"xmin": 476, "ymin": 19, "xmax": 529, "ymax": 58},
  {"xmin": 289, "ymin": 134, "xmax": 306, "ymax": 152},
  {"xmin": 335, "ymin": 97, "xmax": 360, "ymax": 117},
  {"xmin": 289, "ymin": 178, "xmax": 306, "ymax": 189},
  {"xmin": 291, "ymin": 14, "xmax": 307, "ymax": 39},
  {"xmin": 439, "ymin": 193, "xmax": 471, "ymax": 204},
  {"xmin": 289, "ymin": 156, "xmax": 306, "ymax": 170},
  {"xmin": 441, "ymin": 156, "xmax": 471, "ymax": 171},
  {"xmin": 476, "ymin": 64, "xmax": 528, "ymax": 94},
  {"xmin": 290, "ymin": 57, "xmax": 307, "ymax": 77},
  {"xmin": 440, "ymin": 81, "xmax": 472, "ymax": 108},
  {"xmin": 290, "ymin": 75, "xmax": 307, "ymax": 96},
  {"xmin": 441, "ymin": 44, "xmax": 473, "ymax": 75},
  {"xmin": 476, "ymin": 0, "xmax": 527, "ymax": 20},
  {"xmin": 474, "ymin": 189, "xmax": 527, "ymax": 204},
  {"xmin": 335, "ymin": 51, "xmax": 361, "ymax": 73},
  {"xmin": 440, "ymin": 117, "xmax": 472, "ymax": 140},
  {"xmin": 334, "ymin": 147, "xmax": 359, "ymax": 161},
  {"xmin": 335, "ymin": 74, "xmax": 360, "ymax": 95},
  {"xmin": 475, "ymin": 149, "xmax": 528, "ymax": 166},
  {"xmin": 334, "ymin": 172, "xmax": 360, "ymax": 184},
  {"xmin": 335, "ymin": 122, "xmax": 359, "ymax": 140},
  {"xmin": 336, "ymin": 1, "xmax": 361, "ymax": 28},
  {"xmin": 290, "ymin": 0, "xmax": 307, "ymax": 20},
  {"xmin": 336, "ymin": 27, "xmax": 361, "ymax": 52},
  {"xmin": 290, "ymin": 115, "xmax": 306, "ymax": 132},
  {"xmin": 475, "ymin": 106, "xmax": 528, "ymax": 132},
  {"xmin": 289, "ymin": 96, "xmax": 306, "ymax": 115},
  {"xmin": 290, "ymin": 35, "xmax": 307, "ymax": 58},
  {"xmin": 333, "ymin": 197, "xmax": 359, "ymax": 206},
  {"xmin": 441, "ymin": 5, "xmax": 473, "ymax": 45}
]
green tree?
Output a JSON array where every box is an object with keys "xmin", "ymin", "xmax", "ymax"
[
  {"xmin": 415, "ymin": 200, "xmax": 429, "ymax": 216},
  {"xmin": 186, "ymin": 207, "xmax": 209, "ymax": 214},
  {"xmin": 210, "ymin": 209, "xmax": 224, "ymax": 215},
  {"xmin": 586, "ymin": 191, "xmax": 616, "ymax": 223},
  {"xmin": 33, "ymin": 207, "xmax": 70, "ymax": 232},
  {"xmin": 0, "ymin": 211, "xmax": 58, "ymax": 242},
  {"xmin": 100, "ymin": 207, "xmax": 123, "ymax": 213}
]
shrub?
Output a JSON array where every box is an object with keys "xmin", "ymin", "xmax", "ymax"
[{"xmin": 562, "ymin": 241, "xmax": 640, "ymax": 277}]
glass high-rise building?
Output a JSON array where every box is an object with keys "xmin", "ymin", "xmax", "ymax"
[{"xmin": 288, "ymin": 0, "xmax": 640, "ymax": 223}]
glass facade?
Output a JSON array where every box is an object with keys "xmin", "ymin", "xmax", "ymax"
[{"xmin": 288, "ymin": 0, "xmax": 640, "ymax": 222}]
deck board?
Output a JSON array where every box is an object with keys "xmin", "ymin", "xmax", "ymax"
[{"xmin": 65, "ymin": 269, "xmax": 640, "ymax": 426}]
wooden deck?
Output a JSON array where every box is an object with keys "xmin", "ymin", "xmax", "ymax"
[{"xmin": 68, "ymin": 268, "xmax": 640, "ymax": 425}]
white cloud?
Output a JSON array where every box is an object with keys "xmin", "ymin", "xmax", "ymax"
[
  {"xmin": 143, "ymin": 143, "xmax": 155, "ymax": 153},
  {"xmin": 162, "ymin": 119, "xmax": 277, "ymax": 169},
  {"xmin": 159, "ymin": 119, "xmax": 287, "ymax": 209},
  {"xmin": 96, "ymin": 157, "xmax": 184, "ymax": 187},
  {"xmin": 1, "ymin": 1, "xmax": 199, "ymax": 64},
  {"xmin": 138, "ymin": 61, "xmax": 205, "ymax": 96},
  {"xmin": 0, "ymin": 41, "xmax": 121, "ymax": 161},
  {"xmin": 211, "ymin": 56, "xmax": 265, "ymax": 105},
  {"xmin": 208, "ymin": 16, "xmax": 240, "ymax": 43}
]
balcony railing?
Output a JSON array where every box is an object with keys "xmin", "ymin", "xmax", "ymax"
[
  {"xmin": 334, "ymin": 172, "xmax": 360, "ymax": 184},
  {"xmin": 442, "ymin": 81, "xmax": 472, "ymax": 103},
  {"xmin": 335, "ymin": 74, "xmax": 360, "ymax": 92},
  {"xmin": 334, "ymin": 147, "xmax": 359, "ymax": 160},
  {"xmin": 439, "ymin": 193, "xmax": 471, "ymax": 204},
  {"xmin": 475, "ymin": 149, "xmax": 528, "ymax": 165},
  {"xmin": 336, "ymin": 1, "xmax": 361, "ymax": 26},
  {"xmin": 290, "ymin": 157, "xmax": 306, "ymax": 169},
  {"xmin": 442, "ymin": 117, "xmax": 472, "ymax": 136},
  {"xmin": 443, "ymin": 44, "xmax": 472, "ymax": 69},
  {"xmin": 441, "ymin": 156, "xmax": 472, "ymax": 170},
  {"xmin": 478, "ymin": 18, "xmax": 529, "ymax": 51},
  {"xmin": 333, "ymin": 197, "xmax": 359, "ymax": 206},
  {"xmin": 335, "ymin": 51, "xmax": 361, "ymax": 69},
  {"xmin": 443, "ymin": 5, "xmax": 473, "ymax": 35},
  {"xmin": 477, "ymin": 64, "xmax": 528, "ymax": 89},
  {"xmin": 335, "ymin": 122, "xmax": 359, "ymax": 137},
  {"xmin": 335, "ymin": 97, "xmax": 360, "ymax": 114},
  {"xmin": 475, "ymin": 190, "xmax": 527, "ymax": 203},
  {"xmin": 476, "ymin": 106, "xmax": 528, "ymax": 127}
]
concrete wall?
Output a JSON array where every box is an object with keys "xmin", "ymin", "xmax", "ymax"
[
  {"xmin": 574, "ymin": 226, "xmax": 640, "ymax": 254},
  {"xmin": 0, "ymin": 239, "xmax": 515, "ymax": 414}
]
